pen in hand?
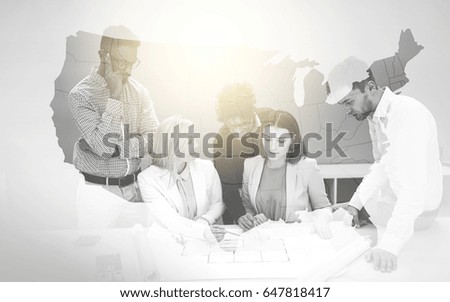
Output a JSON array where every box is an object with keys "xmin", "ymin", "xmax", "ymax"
[{"xmin": 224, "ymin": 230, "xmax": 241, "ymax": 237}]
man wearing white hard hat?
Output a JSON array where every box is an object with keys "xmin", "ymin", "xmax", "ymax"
[{"xmin": 326, "ymin": 57, "xmax": 442, "ymax": 273}]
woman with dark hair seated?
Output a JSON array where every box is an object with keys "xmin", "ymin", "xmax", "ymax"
[{"xmin": 238, "ymin": 110, "xmax": 333, "ymax": 238}]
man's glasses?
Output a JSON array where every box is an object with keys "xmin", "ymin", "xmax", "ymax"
[{"xmin": 110, "ymin": 55, "xmax": 140, "ymax": 70}]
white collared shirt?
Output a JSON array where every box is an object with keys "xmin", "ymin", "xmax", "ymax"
[
  {"xmin": 69, "ymin": 67, "xmax": 159, "ymax": 178},
  {"xmin": 349, "ymin": 87, "xmax": 443, "ymax": 255},
  {"xmin": 175, "ymin": 164, "xmax": 198, "ymax": 220}
]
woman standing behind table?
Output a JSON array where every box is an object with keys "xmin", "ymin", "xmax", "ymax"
[
  {"xmin": 238, "ymin": 110, "xmax": 333, "ymax": 238},
  {"xmin": 138, "ymin": 116, "xmax": 226, "ymax": 242}
]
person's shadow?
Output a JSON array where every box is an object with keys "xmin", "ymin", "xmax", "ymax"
[{"xmin": 51, "ymin": 31, "xmax": 101, "ymax": 163}]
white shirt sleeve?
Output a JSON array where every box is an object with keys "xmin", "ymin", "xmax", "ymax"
[
  {"xmin": 199, "ymin": 161, "xmax": 226, "ymax": 224},
  {"xmin": 375, "ymin": 108, "xmax": 430, "ymax": 255},
  {"xmin": 350, "ymin": 106, "xmax": 431, "ymax": 255}
]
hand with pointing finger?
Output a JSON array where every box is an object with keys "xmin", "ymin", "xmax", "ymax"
[
  {"xmin": 210, "ymin": 225, "xmax": 226, "ymax": 242},
  {"xmin": 346, "ymin": 205, "xmax": 363, "ymax": 228}
]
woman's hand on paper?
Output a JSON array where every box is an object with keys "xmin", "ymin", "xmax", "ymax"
[
  {"xmin": 312, "ymin": 209, "xmax": 333, "ymax": 239},
  {"xmin": 253, "ymin": 213, "xmax": 268, "ymax": 226},
  {"xmin": 203, "ymin": 225, "xmax": 225, "ymax": 243},
  {"xmin": 238, "ymin": 213, "xmax": 255, "ymax": 231},
  {"xmin": 210, "ymin": 225, "xmax": 226, "ymax": 242}
]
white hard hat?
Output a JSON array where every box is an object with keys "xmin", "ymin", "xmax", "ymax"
[
  {"xmin": 102, "ymin": 25, "xmax": 139, "ymax": 41},
  {"xmin": 325, "ymin": 57, "xmax": 370, "ymax": 104}
]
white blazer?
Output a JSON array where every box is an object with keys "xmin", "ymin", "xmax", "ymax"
[
  {"xmin": 138, "ymin": 158, "xmax": 225, "ymax": 239},
  {"xmin": 242, "ymin": 156, "xmax": 330, "ymax": 222}
]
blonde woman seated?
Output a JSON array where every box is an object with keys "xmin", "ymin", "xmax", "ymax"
[
  {"xmin": 238, "ymin": 110, "xmax": 333, "ymax": 238},
  {"xmin": 138, "ymin": 116, "xmax": 226, "ymax": 242}
]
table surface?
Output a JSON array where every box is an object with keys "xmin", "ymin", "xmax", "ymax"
[
  {"xmin": 18, "ymin": 217, "xmax": 450, "ymax": 282},
  {"xmin": 331, "ymin": 217, "xmax": 450, "ymax": 281},
  {"xmin": 223, "ymin": 218, "xmax": 450, "ymax": 281}
]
